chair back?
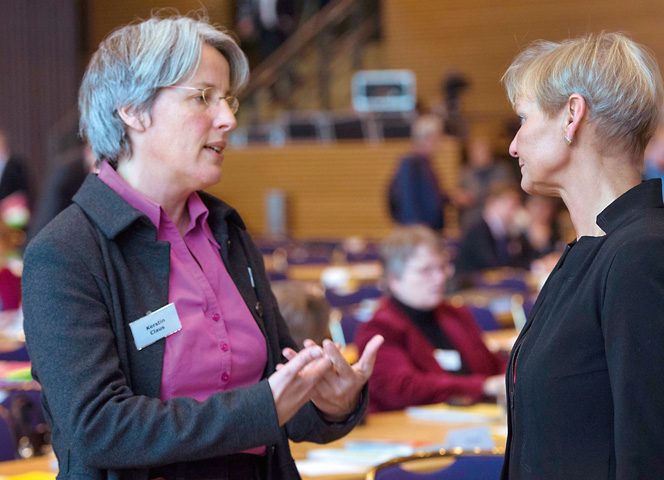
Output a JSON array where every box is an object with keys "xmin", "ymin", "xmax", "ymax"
[
  {"xmin": 366, "ymin": 449, "xmax": 504, "ymax": 480},
  {"xmin": 468, "ymin": 306, "xmax": 501, "ymax": 331}
]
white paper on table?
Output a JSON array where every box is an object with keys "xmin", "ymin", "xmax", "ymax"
[{"xmin": 296, "ymin": 459, "xmax": 367, "ymax": 476}]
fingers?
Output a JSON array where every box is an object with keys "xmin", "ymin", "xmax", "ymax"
[
  {"xmin": 354, "ymin": 335, "xmax": 384, "ymax": 378},
  {"xmin": 279, "ymin": 345, "xmax": 324, "ymax": 379},
  {"xmin": 268, "ymin": 345, "xmax": 331, "ymax": 426},
  {"xmin": 322, "ymin": 339, "xmax": 353, "ymax": 376},
  {"xmin": 282, "ymin": 347, "xmax": 298, "ymax": 361}
]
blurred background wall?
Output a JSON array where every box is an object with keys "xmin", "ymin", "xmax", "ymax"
[{"xmin": 1, "ymin": 0, "xmax": 663, "ymax": 239}]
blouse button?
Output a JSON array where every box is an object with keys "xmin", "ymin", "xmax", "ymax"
[
  {"xmin": 221, "ymin": 372, "xmax": 229, "ymax": 382},
  {"xmin": 221, "ymin": 343, "xmax": 229, "ymax": 351},
  {"xmin": 212, "ymin": 313, "xmax": 220, "ymax": 322}
]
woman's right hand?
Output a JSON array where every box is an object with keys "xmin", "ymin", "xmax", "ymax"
[{"xmin": 268, "ymin": 345, "xmax": 334, "ymax": 426}]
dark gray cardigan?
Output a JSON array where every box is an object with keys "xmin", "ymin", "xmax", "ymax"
[{"xmin": 22, "ymin": 175, "xmax": 366, "ymax": 480}]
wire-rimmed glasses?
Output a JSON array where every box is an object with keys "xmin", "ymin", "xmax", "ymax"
[{"xmin": 167, "ymin": 86, "xmax": 239, "ymax": 114}]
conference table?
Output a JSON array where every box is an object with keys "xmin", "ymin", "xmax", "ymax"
[
  {"xmin": 0, "ymin": 330, "xmax": 517, "ymax": 479},
  {"xmin": 0, "ymin": 407, "xmax": 507, "ymax": 479}
]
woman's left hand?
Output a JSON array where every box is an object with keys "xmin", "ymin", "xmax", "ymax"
[{"xmin": 282, "ymin": 335, "xmax": 384, "ymax": 421}]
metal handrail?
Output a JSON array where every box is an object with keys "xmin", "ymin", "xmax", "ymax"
[{"xmin": 241, "ymin": 0, "xmax": 366, "ymax": 98}]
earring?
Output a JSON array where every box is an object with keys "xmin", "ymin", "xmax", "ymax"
[{"xmin": 564, "ymin": 135, "xmax": 572, "ymax": 145}]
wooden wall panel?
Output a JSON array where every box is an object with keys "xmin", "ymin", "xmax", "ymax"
[
  {"xmin": 382, "ymin": 0, "xmax": 664, "ymax": 141},
  {"xmin": 206, "ymin": 139, "xmax": 460, "ymax": 239}
]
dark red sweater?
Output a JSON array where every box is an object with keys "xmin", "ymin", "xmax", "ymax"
[{"xmin": 355, "ymin": 297, "xmax": 506, "ymax": 412}]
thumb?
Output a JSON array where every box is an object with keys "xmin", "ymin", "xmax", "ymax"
[{"xmin": 355, "ymin": 335, "xmax": 384, "ymax": 378}]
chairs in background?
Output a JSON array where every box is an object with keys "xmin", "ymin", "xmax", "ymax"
[
  {"xmin": 0, "ymin": 344, "xmax": 29, "ymax": 362},
  {"xmin": 366, "ymin": 449, "xmax": 504, "ymax": 480},
  {"xmin": 325, "ymin": 286, "xmax": 382, "ymax": 308},
  {"xmin": 326, "ymin": 286, "xmax": 382, "ymax": 345},
  {"xmin": 467, "ymin": 305, "xmax": 501, "ymax": 332}
]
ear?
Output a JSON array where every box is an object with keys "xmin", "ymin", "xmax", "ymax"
[
  {"xmin": 385, "ymin": 272, "xmax": 401, "ymax": 295},
  {"xmin": 563, "ymin": 94, "xmax": 586, "ymax": 143},
  {"xmin": 117, "ymin": 105, "xmax": 151, "ymax": 133}
]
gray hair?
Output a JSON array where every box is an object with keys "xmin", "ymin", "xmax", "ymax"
[
  {"xmin": 503, "ymin": 32, "xmax": 663, "ymax": 161},
  {"xmin": 78, "ymin": 12, "xmax": 249, "ymax": 167},
  {"xmin": 380, "ymin": 225, "xmax": 442, "ymax": 281}
]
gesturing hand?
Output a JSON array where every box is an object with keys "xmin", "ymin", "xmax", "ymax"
[
  {"xmin": 282, "ymin": 335, "xmax": 384, "ymax": 421},
  {"xmin": 268, "ymin": 345, "xmax": 333, "ymax": 426}
]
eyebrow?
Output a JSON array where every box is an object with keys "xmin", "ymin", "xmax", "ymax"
[{"xmin": 192, "ymin": 82, "xmax": 231, "ymax": 96}]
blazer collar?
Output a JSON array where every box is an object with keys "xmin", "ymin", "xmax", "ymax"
[{"xmin": 73, "ymin": 174, "xmax": 246, "ymax": 239}]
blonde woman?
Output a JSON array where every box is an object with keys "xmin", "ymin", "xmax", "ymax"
[{"xmin": 502, "ymin": 33, "xmax": 664, "ymax": 478}]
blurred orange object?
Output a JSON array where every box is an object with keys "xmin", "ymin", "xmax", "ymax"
[{"xmin": 341, "ymin": 344, "xmax": 359, "ymax": 364}]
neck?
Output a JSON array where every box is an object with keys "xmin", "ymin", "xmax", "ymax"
[
  {"xmin": 116, "ymin": 158, "xmax": 191, "ymax": 236},
  {"xmin": 558, "ymin": 152, "xmax": 641, "ymax": 239}
]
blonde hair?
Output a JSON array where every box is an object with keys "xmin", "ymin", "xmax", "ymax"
[{"xmin": 503, "ymin": 32, "xmax": 663, "ymax": 160}]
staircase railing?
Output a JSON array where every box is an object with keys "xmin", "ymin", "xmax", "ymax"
[{"xmin": 239, "ymin": 0, "xmax": 381, "ymax": 123}]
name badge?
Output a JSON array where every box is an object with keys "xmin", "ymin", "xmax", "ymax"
[
  {"xmin": 129, "ymin": 303, "xmax": 182, "ymax": 351},
  {"xmin": 434, "ymin": 349, "xmax": 462, "ymax": 372}
]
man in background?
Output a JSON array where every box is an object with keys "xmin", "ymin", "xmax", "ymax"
[
  {"xmin": 0, "ymin": 130, "xmax": 29, "ymax": 204},
  {"xmin": 388, "ymin": 115, "xmax": 449, "ymax": 231},
  {"xmin": 28, "ymin": 143, "xmax": 97, "ymax": 240}
]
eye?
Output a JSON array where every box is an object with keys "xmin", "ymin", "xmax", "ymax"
[{"xmin": 517, "ymin": 115, "xmax": 525, "ymax": 125}]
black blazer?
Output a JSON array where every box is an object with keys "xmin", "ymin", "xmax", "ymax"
[{"xmin": 503, "ymin": 180, "xmax": 664, "ymax": 479}]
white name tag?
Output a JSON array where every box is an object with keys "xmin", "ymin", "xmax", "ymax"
[
  {"xmin": 129, "ymin": 303, "xmax": 182, "ymax": 351},
  {"xmin": 434, "ymin": 349, "xmax": 462, "ymax": 372}
]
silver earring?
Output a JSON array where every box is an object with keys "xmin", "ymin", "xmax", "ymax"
[{"xmin": 564, "ymin": 135, "xmax": 572, "ymax": 145}]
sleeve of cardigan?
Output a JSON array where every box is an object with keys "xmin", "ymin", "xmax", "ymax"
[
  {"xmin": 355, "ymin": 316, "xmax": 488, "ymax": 412},
  {"xmin": 602, "ymin": 235, "xmax": 664, "ymax": 477},
  {"xmin": 22, "ymin": 226, "xmax": 284, "ymax": 469}
]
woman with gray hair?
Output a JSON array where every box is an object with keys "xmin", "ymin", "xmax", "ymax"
[
  {"xmin": 502, "ymin": 33, "xmax": 664, "ymax": 478},
  {"xmin": 354, "ymin": 225, "xmax": 506, "ymax": 413},
  {"xmin": 22, "ymin": 13, "xmax": 382, "ymax": 480}
]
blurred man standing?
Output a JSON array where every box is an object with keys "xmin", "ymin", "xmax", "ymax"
[
  {"xmin": 388, "ymin": 115, "xmax": 448, "ymax": 231},
  {"xmin": 0, "ymin": 130, "xmax": 29, "ymax": 203}
]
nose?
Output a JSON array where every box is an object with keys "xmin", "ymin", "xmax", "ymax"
[
  {"xmin": 211, "ymin": 101, "xmax": 237, "ymax": 132},
  {"xmin": 509, "ymin": 132, "xmax": 518, "ymax": 158}
]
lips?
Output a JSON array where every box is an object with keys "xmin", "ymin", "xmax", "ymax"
[{"xmin": 204, "ymin": 141, "xmax": 226, "ymax": 154}]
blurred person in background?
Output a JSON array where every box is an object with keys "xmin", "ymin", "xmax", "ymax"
[
  {"xmin": 271, "ymin": 281, "xmax": 331, "ymax": 349},
  {"xmin": 518, "ymin": 194, "xmax": 566, "ymax": 260},
  {"xmin": 453, "ymin": 137, "xmax": 516, "ymax": 231},
  {"xmin": 643, "ymin": 124, "xmax": 664, "ymax": 199},
  {"xmin": 0, "ymin": 129, "xmax": 29, "ymax": 205},
  {"xmin": 28, "ymin": 142, "xmax": 97, "ymax": 240},
  {"xmin": 454, "ymin": 181, "xmax": 528, "ymax": 275},
  {"xmin": 388, "ymin": 115, "xmax": 449, "ymax": 231},
  {"xmin": 502, "ymin": 32, "xmax": 664, "ymax": 478},
  {"xmin": 355, "ymin": 226, "xmax": 506, "ymax": 413},
  {"xmin": 22, "ymin": 13, "xmax": 382, "ymax": 480}
]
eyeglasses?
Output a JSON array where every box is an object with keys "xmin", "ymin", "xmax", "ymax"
[{"xmin": 167, "ymin": 86, "xmax": 239, "ymax": 114}]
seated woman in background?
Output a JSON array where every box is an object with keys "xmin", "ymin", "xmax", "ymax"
[{"xmin": 355, "ymin": 226, "xmax": 506, "ymax": 413}]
